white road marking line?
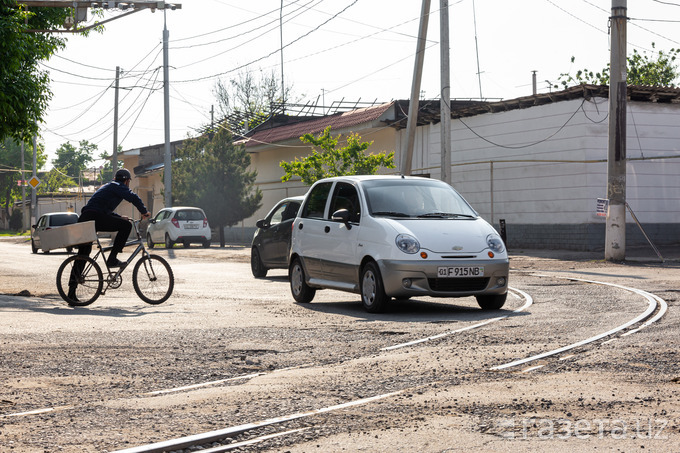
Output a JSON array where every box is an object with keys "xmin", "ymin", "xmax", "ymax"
[
  {"xmin": 522, "ymin": 365, "xmax": 544, "ymax": 373},
  {"xmin": 199, "ymin": 428, "xmax": 308, "ymax": 452},
  {"xmin": 382, "ymin": 287, "xmax": 533, "ymax": 351},
  {"xmin": 1, "ymin": 405, "xmax": 73, "ymax": 418}
]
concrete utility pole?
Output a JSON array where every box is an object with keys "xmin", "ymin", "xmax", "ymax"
[
  {"xmin": 605, "ymin": 0, "xmax": 627, "ymax": 261},
  {"xmin": 31, "ymin": 135, "xmax": 37, "ymax": 227},
  {"xmin": 113, "ymin": 65, "xmax": 120, "ymax": 176},
  {"xmin": 401, "ymin": 0, "xmax": 431, "ymax": 176},
  {"xmin": 163, "ymin": 9, "xmax": 172, "ymax": 207},
  {"xmin": 440, "ymin": 0, "xmax": 452, "ymax": 184}
]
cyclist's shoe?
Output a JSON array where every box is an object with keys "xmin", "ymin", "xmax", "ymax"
[
  {"xmin": 107, "ymin": 258, "xmax": 125, "ymax": 268},
  {"xmin": 67, "ymin": 288, "xmax": 78, "ymax": 302}
]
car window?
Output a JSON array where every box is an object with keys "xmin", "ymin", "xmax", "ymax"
[
  {"xmin": 176, "ymin": 210, "xmax": 204, "ymax": 221},
  {"xmin": 37, "ymin": 216, "xmax": 46, "ymax": 228},
  {"xmin": 50, "ymin": 214, "xmax": 78, "ymax": 227},
  {"xmin": 329, "ymin": 182, "xmax": 361, "ymax": 223},
  {"xmin": 154, "ymin": 210, "xmax": 168, "ymax": 222},
  {"xmin": 269, "ymin": 202, "xmax": 288, "ymax": 226},
  {"xmin": 301, "ymin": 182, "xmax": 333, "ymax": 219},
  {"xmin": 282, "ymin": 201, "xmax": 301, "ymax": 222},
  {"xmin": 363, "ymin": 179, "xmax": 477, "ymax": 218}
]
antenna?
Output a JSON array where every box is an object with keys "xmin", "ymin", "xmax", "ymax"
[{"xmin": 472, "ymin": 0, "xmax": 483, "ymax": 100}]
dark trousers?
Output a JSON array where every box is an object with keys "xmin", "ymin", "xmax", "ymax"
[
  {"xmin": 69, "ymin": 211, "xmax": 131, "ymax": 293},
  {"xmin": 77, "ymin": 210, "xmax": 131, "ymax": 259}
]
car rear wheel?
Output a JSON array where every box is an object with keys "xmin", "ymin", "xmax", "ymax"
[
  {"xmin": 476, "ymin": 293, "xmax": 507, "ymax": 310},
  {"xmin": 251, "ymin": 247, "xmax": 268, "ymax": 278},
  {"xmin": 361, "ymin": 261, "xmax": 388, "ymax": 313},
  {"xmin": 165, "ymin": 233, "xmax": 174, "ymax": 249},
  {"xmin": 203, "ymin": 240, "xmax": 210, "ymax": 248},
  {"xmin": 290, "ymin": 257, "xmax": 315, "ymax": 303}
]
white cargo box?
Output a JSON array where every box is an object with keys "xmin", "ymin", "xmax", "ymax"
[{"xmin": 40, "ymin": 221, "xmax": 97, "ymax": 251}]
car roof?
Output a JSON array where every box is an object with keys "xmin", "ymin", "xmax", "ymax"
[
  {"xmin": 314, "ymin": 175, "xmax": 441, "ymax": 184},
  {"xmin": 43, "ymin": 211, "xmax": 78, "ymax": 216},
  {"xmin": 162, "ymin": 206, "xmax": 205, "ymax": 211}
]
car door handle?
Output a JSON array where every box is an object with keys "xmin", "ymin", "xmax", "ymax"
[{"xmin": 324, "ymin": 226, "xmax": 330, "ymax": 233}]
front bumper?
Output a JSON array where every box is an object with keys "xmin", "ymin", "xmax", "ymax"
[{"xmin": 377, "ymin": 258, "xmax": 509, "ymax": 298}]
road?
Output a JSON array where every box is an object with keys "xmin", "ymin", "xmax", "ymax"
[{"xmin": 0, "ymin": 237, "xmax": 678, "ymax": 452}]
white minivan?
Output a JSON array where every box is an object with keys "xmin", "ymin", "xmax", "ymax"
[{"xmin": 289, "ymin": 175, "xmax": 509, "ymax": 313}]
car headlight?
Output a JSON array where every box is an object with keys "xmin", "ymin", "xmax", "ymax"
[
  {"xmin": 396, "ymin": 234, "xmax": 420, "ymax": 254},
  {"xmin": 487, "ymin": 234, "xmax": 505, "ymax": 253}
]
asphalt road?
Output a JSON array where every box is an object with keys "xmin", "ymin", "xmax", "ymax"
[{"xmin": 0, "ymin": 237, "xmax": 678, "ymax": 452}]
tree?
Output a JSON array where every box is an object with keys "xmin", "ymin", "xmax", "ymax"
[
  {"xmin": 52, "ymin": 140, "xmax": 96, "ymax": 180},
  {"xmin": 555, "ymin": 43, "xmax": 680, "ymax": 89},
  {"xmin": 213, "ymin": 68, "xmax": 297, "ymax": 135},
  {"xmin": 37, "ymin": 167, "xmax": 76, "ymax": 194},
  {"xmin": 0, "ymin": 137, "xmax": 47, "ymax": 228},
  {"xmin": 0, "ymin": 2, "xmax": 71, "ymax": 141},
  {"xmin": 280, "ymin": 127, "xmax": 396, "ymax": 186},
  {"xmin": 171, "ymin": 126, "xmax": 262, "ymax": 246}
]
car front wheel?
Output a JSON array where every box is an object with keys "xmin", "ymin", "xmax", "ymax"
[
  {"xmin": 290, "ymin": 258, "xmax": 315, "ymax": 303},
  {"xmin": 31, "ymin": 239, "xmax": 38, "ymax": 254},
  {"xmin": 361, "ymin": 261, "xmax": 389, "ymax": 313},
  {"xmin": 476, "ymin": 293, "xmax": 507, "ymax": 310},
  {"xmin": 147, "ymin": 234, "xmax": 155, "ymax": 249},
  {"xmin": 251, "ymin": 247, "xmax": 268, "ymax": 278}
]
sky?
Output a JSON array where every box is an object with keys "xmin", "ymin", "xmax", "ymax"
[{"xmin": 39, "ymin": 0, "xmax": 680, "ymax": 169}]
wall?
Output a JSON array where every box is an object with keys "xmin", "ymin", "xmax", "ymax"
[{"xmin": 404, "ymin": 97, "xmax": 680, "ymax": 250}]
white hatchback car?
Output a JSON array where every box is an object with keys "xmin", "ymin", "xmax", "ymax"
[
  {"xmin": 289, "ymin": 175, "xmax": 509, "ymax": 313},
  {"xmin": 147, "ymin": 206, "xmax": 212, "ymax": 248},
  {"xmin": 31, "ymin": 211, "xmax": 79, "ymax": 254}
]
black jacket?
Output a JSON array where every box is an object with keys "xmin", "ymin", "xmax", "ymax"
[{"xmin": 82, "ymin": 181, "xmax": 148, "ymax": 217}]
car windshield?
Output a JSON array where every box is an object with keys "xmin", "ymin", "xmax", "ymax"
[
  {"xmin": 175, "ymin": 210, "xmax": 205, "ymax": 221},
  {"xmin": 50, "ymin": 214, "xmax": 78, "ymax": 226},
  {"xmin": 363, "ymin": 179, "xmax": 477, "ymax": 219}
]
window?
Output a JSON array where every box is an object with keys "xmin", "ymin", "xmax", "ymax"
[
  {"xmin": 269, "ymin": 202, "xmax": 288, "ymax": 226},
  {"xmin": 301, "ymin": 182, "xmax": 333, "ymax": 219},
  {"xmin": 329, "ymin": 182, "xmax": 360, "ymax": 223}
]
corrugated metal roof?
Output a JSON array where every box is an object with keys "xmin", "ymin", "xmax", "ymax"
[{"xmin": 240, "ymin": 102, "xmax": 395, "ymax": 149}]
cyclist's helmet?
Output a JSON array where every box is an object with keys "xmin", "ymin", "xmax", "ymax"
[{"xmin": 114, "ymin": 168, "xmax": 132, "ymax": 182}]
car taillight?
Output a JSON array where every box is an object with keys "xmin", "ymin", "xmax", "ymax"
[
  {"xmin": 171, "ymin": 218, "xmax": 180, "ymax": 228},
  {"xmin": 203, "ymin": 218, "xmax": 208, "ymax": 228}
]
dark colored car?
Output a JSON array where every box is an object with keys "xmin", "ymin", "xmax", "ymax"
[
  {"xmin": 31, "ymin": 211, "xmax": 79, "ymax": 254},
  {"xmin": 250, "ymin": 195, "xmax": 304, "ymax": 278}
]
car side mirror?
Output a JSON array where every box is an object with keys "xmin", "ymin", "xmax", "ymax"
[
  {"xmin": 149, "ymin": 219, "xmax": 156, "ymax": 224},
  {"xmin": 331, "ymin": 209, "xmax": 352, "ymax": 230},
  {"xmin": 256, "ymin": 219, "xmax": 269, "ymax": 229},
  {"xmin": 32, "ymin": 224, "xmax": 37, "ymax": 229}
]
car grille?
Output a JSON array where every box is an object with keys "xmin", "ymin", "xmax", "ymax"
[{"xmin": 428, "ymin": 277, "xmax": 490, "ymax": 292}]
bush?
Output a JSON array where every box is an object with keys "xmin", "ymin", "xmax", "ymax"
[{"xmin": 9, "ymin": 210, "xmax": 23, "ymax": 232}]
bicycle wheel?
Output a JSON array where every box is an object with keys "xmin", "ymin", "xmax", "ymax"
[
  {"xmin": 56, "ymin": 255, "xmax": 104, "ymax": 307},
  {"xmin": 132, "ymin": 255, "xmax": 174, "ymax": 305}
]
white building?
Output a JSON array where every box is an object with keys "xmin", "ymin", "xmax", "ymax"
[{"xmin": 120, "ymin": 85, "xmax": 680, "ymax": 251}]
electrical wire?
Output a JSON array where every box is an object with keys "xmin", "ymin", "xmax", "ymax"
[{"xmin": 174, "ymin": 0, "xmax": 359, "ymax": 83}]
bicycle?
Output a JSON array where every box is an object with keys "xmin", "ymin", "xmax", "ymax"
[{"xmin": 56, "ymin": 219, "xmax": 174, "ymax": 307}]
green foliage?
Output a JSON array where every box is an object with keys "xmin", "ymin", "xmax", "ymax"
[
  {"xmin": 171, "ymin": 126, "xmax": 262, "ymax": 229},
  {"xmin": 52, "ymin": 140, "xmax": 96, "ymax": 179},
  {"xmin": 0, "ymin": 137, "xmax": 47, "ymax": 220},
  {"xmin": 280, "ymin": 127, "xmax": 396, "ymax": 186},
  {"xmin": 0, "ymin": 2, "xmax": 71, "ymax": 141},
  {"xmin": 555, "ymin": 44, "xmax": 680, "ymax": 89},
  {"xmin": 37, "ymin": 167, "xmax": 76, "ymax": 194}
]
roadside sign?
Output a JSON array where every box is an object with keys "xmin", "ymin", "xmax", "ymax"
[
  {"xmin": 596, "ymin": 198, "xmax": 608, "ymax": 217},
  {"xmin": 28, "ymin": 176, "xmax": 41, "ymax": 189}
]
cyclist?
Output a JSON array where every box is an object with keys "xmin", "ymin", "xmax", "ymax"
[{"xmin": 69, "ymin": 169, "xmax": 151, "ymax": 300}]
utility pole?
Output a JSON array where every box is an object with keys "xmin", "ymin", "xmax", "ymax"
[
  {"xmin": 401, "ymin": 0, "xmax": 431, "ymax": 176},
  {"xmin": 605, "ymin": 0, "xmax": 627, "ymax": 261},
  {"xmin": 21, "ymin": 139, "xmax": 27, "ymax": 229},
  {"xmin": 440, "ymin": 0, "xmax": 451, "ymax": 184},
  {"xmin": 31, "ymin": 135, "xmax": 37, "ymax": 227},
  {"xmin": 113, "ymin": 65, "xmax": 120, "ymax": 175},
  {"xmin": 163, "ymin": 9, "xmax": 172, "ymax": 207}
]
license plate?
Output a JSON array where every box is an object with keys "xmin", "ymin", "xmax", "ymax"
[
  {"xmin": 437, "ymin": 266, "xmax": 484, "ymax": 277},
  {"xmin": 184, "ymin": 224, "xmax": 199, "ymax": 229}
]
